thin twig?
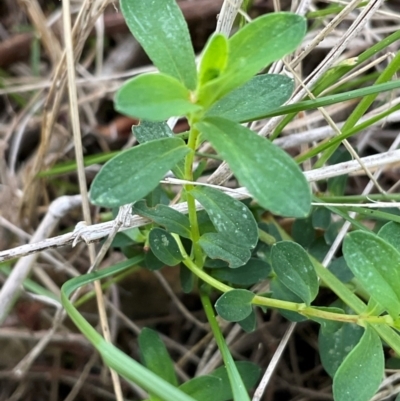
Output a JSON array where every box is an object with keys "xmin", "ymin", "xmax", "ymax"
[
  {"xmin": 0, "ymin": 195, "xmax": 82, "ymax": 324},
  {"xmin": 154, "ymin": 270, "xmax": 208, "ymax": 331},
  {"xmin": 252, "ymin": 323, "xmax": 296, "ymax": 401}
]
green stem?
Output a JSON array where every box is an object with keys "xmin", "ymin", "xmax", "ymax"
[
  {"xmin": 258, "ymin": 228, "xmax": 277, "ymax": 246},
  {"xmin": 200, "ymin": 292, "xmax": 251, "ymax": 401},
  {"xmin": 181, "ymin": 251, "xmax": 391, "ymax": 326},
  {"xmin": 267, "ymin": 216, "xmax": 400, "ymax": 355},
  {"xmin": 176, "ymin": 235, "xmax": 400, "ymax": 353},
  {"xmin": 184, "ymin": 125, "xmax": 203, "ymax": 266},
  {"xmin": 335, "ymin": 206, "xmax": 400, "ymax": 224},
  {"xmin": 183, "ymin": 256, "xmax": 231, "ymax": 293}
]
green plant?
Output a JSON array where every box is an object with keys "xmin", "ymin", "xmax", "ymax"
[{"xmin": 60, "ymin": 1, "xmax": 400, "ymax": 400}]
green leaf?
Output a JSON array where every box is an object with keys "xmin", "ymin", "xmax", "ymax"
[
  {"xmin": 196, "ymin": 209, "xmax": 215, "ymax": 235},
  {"xmin": 61, "ymin": 256, "xmax": 198, "ymax": 401},
  {"xmin": 112, "ymin": 227, "xmax": 143, "ymax": 248},
  {"xmin": 333, "ymin": 326, "xmax": 384, "ymax": 401},
  {"xmin": 139, "ymin": 328, "xmax": 178, "ymax": 389},
  {"xmin": 211, "ymin": 361, "xmax": 261, "ymax": 400},
  {"xmin": 343, "ymin": 230, "xmax": 400, "ymax": 318},
  {"xmin": 378, "ymin": 221, "xmax": 400, "ymax": 249},
  {"xmin": 198, "ymin": 13, "xmax": 306, "ymax": 105},
  {"xmin": 206, "ymin": 74, "xmax": 294, "ymax": 123},
  {"xmin": 325, "ymin": 219, "xmax": 345, "ymax": 245},
  {"xmin": 147, "ymin": 131, "xmax": 185, "ymax": 180},
  {"xmin": 196, "ymin": 117, "xmax": 311, "ymax": 218},
  {"xmin": 271, "ymin": 241, "xmax": 318, "ymax": 305},
  {"xmin": 133, "ymin": 200, "xmax": 191, "ymax": 239},
  {"xmin": 180, "ymin": 376, "xmax": 224, "ymax": 401},
  {"xmin": 209, "ymin": 258, "xmax": 271, "ymax": 286},
  {"xmin": 90, "ymin": 137, "xmax": 189, "ymax": 208},
  {"xmin": 312, "ymin": 207, "xmax": 331, "ymax": 230},
  {"xmin": 327, "ymin": 149, "xmax": 352, "ymax": 196},
  {"xmin": 328, "ymin": 256, "xmax": 353, "ymax": 283},
  {"xmin": 270, "ymin": 277, "xmax": 307, "ymax": 322},
  {"xmin": 145, "ymin": 185, "xmax": 169, "ymax": 207},
  {"xmin": 237, "ymin": 310, "xmax": 257, "ymax": 333},
  {"xmin": 227, "ymin": 13, "xmax": 305, "ymax": 84},
  {"xmin": 215, "ymin": 289, "xmax": 255, "ymax": 322},
  {"xmin": 292, "ymin": 217, "xmax": 315, "ymax": 248},
  {"xmin": 133, "ymin": 121, "xmax": 173, "ymax": 143},
  {"xmin": 120, "ymin": 0, "xmax": 197, "ymax": 89},
  {"xmin": 190, "ymin": 186, "xmax": 258, "ymax": 248},
  {"xmin": 198, "ymin": 233, "xmax": 251, "ymax": 268},
  {"xmin": 180, "ymin": 264, "xmax": 194, "ymax": 293},
  {"xmin": 115, "ymin": 73, "xmax": 201, "ymax": 121},
  {"xmin": 149, "ymin": 228, "xmax": 183, "ymax": 267},
  {"xmin": 180, "ymin": 362, "xmax": 260, "ymax": 401},
  {"xmin": 251, "ymin": 79, "xmax": 400, "ymax": 121},
  {"xmin": 144, "ymin": 250, "xmax": 165, "ymax": 271},
  {"xmin": 319, "ymin": 307, "xmax": 364, "ymax": 377},
  {"xmin": 308, "ymin": 237, "xmax": 330, "ymax": 263},
  {"xmin": 198, "ymin": 33, "xmax": 229, "ymax": 87},
  {"xmin": 204, "ymin": 259, "xmax": 229, "ymax": 268}
]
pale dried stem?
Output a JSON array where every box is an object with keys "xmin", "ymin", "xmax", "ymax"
[
  {"xmin": 318, "ymin": 53, "xmax": 392, "ymax": 97},
  {"xmin": 294, "ymin": 0, "xmax": 365, "ymax": 67},
  {"xmin": 0, "ymin": 65, "xmax": 156, "ymax": 96},
  {"xmin": 274, "ymin": 102, "xmax": 400, "ymax": 149},
  {"xmin": 3, "ymin": 145, "xmax": 400, "ymax": 263},
  {"xmin": 154, "ymin": 270, "xmax": 208, "ymax": 331},
  {"xmin": 196, "ymin": 323, "xmax": 242, "ymax": 375},
  {"xmin": 63, "ymin": 353, "xmax": 99, "ymax": 401},
  {"xmin": 208, "ymin": 0, "xmax": 386, "ymax": 186},
  {"xmin": 285, "ymin": 60, "xmax": 386, "ymax": 194},
  {"xmin": 63, "ymin": 0, "xmax": 123, "ymax": 398},
  {"xmin": 21, "ymin": 0, "xmax": 112, "ymax": 221},
  {"xmin": 0, "ymin": 328, "xmax": 90, "ymax": 346},
  {"xmin": 216, "ymin": 0, "xmax": 243, "ymax": 36},
  {"xmin": 252, "ymin": 323, "xmax": 296, "ymax": 401},
  {"xmin": 0, "ymin": 195, "xmax": 82, "ymax": 325},
  {"xmin": 17, "ymin": 0, "xmax": 62, "ymax": 64}
]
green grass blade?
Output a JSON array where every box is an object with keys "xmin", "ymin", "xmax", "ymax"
[
  {"xmin": 201, "ymin": 292, "xmax": 251, "ymax": 401},
  {"xmin": 38, "ymin": 151, "xmax": 119, "ymax": 178},
  {"xmin": 315, "ymin": 50, "xmax": 400, "ymax": 168},
  {"xmin": 252, "ymin": 80, "xmax": 400, "ymax": 120},
  {"xmin": 61, "ymin": 256, "xmax": 197, "ymax": 401}
]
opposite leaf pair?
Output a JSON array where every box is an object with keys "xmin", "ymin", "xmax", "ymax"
[
  {"xmin": 116, "ymin": 3, "xmax": 306, "ymax": 119},
  {"xmin": 90, "ymin": 0, "xmax": 311, "ymax": 219}
]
